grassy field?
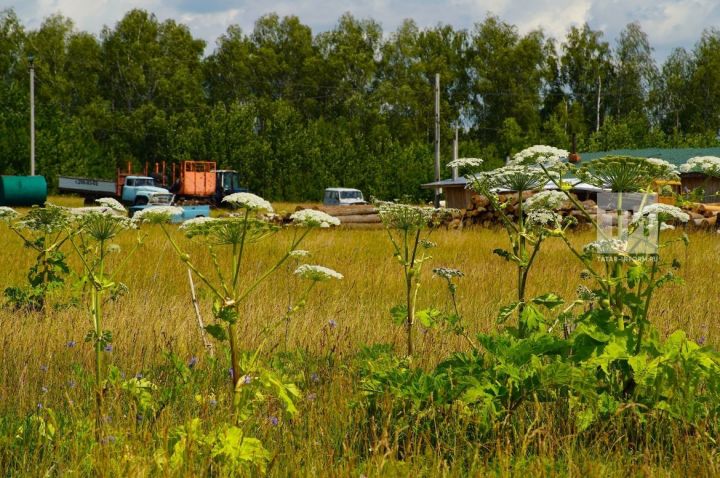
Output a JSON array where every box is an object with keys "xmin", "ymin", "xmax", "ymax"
[{"xmin": 0, "ymin": 198, "xmax": 718, "ymax": 476}]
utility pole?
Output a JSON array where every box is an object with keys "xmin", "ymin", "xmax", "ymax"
[
  {"xmin": 451, "ymin": 127, "xmax": 459, "ymax": 180},
  {"xmin": 596, "ymin": 75, "xmax": 601, "ymax": 133},
  {"xmin": 29, "ymin": 55, "xmax": 35, "ymax": 176},
  {"xmin": 434, "ymin": 73, "xmax": 441, "ymax": 208}
]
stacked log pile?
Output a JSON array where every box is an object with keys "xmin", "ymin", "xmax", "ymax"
[
  {"xmin": 281, "ymin": 204, "xmax": 382, "ymax": 228},
  {"xmin": 447, "ymin": 192, "xmax": 598, "ymax": 229},
  {"xmin": 682, "ymin": 203, "xmax": 720, "ymax": 230}
]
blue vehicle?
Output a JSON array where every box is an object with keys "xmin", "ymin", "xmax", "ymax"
[{"xmin": 128, "ymin": 193, "xmax": 210, "ymax": 223}]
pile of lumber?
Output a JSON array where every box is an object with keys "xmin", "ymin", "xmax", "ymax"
[
  {"xmin": 682, "ymin": 203, "xmax": 720, "ymax": 230},
  {"xmin": 280, "ymin": 204, "xmax": 382, "ymax": 228},
  {"xmin": 447, "ymin": 192, "xmax": 598, "ymax": 229},
  {"xmin": 319, "ymin": 205, "xmax": 381, "ymax": 228}
]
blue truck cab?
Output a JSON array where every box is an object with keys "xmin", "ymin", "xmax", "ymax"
[{"xmin": 122, "ymin": 176, "xmax": 171, "ymax": 205}]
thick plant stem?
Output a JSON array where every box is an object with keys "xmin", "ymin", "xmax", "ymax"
[
  {"xmin": 228, "ymin": 320, "xmax": 241, "ymax": 418},
  {"xmin": 406, "ymin": 275, "xmax": 415, "ymax": 357},
  {"xmin": 517, "ymin": 189, "xmax": 528, "ymax": 337},
  {"xmin": 93, "ymin": 242, "xmax": 105, "ymax": 436},
  {"xmin": 92, "ymin": 284, "xmax": 102, "ymax": 435}
]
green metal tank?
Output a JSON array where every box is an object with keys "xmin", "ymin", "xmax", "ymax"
[{"xmin": 0, "ymin": 175, "xmax": 48, "ymax": 206}]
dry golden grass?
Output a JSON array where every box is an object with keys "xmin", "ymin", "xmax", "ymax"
[{"xmin": 1, "ymin": 197, "xmax": 719, "ymax": 476}]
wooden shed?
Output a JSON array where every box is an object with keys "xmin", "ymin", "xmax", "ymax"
[
  {"xmin": 421, "ymin": 177, "xmax": 473, "ymax": 209},
  {"xmin": 680, "ymin": 172, "xmax": 720, "ymax": 202}
]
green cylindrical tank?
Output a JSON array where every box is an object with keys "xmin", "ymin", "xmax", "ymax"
[{"xmin": 0, "ymin": 175, "xmax": 48, "ymax": 206}]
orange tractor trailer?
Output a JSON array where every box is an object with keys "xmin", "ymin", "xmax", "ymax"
[{"xmin": 118, "ymin": 160, "xmax": 246, "ymax": 206}]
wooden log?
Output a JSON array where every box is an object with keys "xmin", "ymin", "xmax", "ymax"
[
  {"xmin": 318, "ymin": 205, "xmax": 377, "ymax": 217},
  {"xmin": 472, "ymin": 194, "xmax": 490, "ymax": 208},
  {"xmin": 339, "ymin": 214, "xmax": 381, "ymax": 224}
]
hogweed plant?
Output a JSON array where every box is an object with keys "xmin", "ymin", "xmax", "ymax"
[
  {"xmin": 137, "ymin": 193, "xmax": 341, "ymax": 421},
  {"xmin": 66, "ymin": 198, "xmax": 142, "ymax": 435},
  {"xmin": 469, "ymin": 145, "xmax": 571, "ymax": 336},
  {"xmin": 377, "ymin": 201, "xmax": 456, "ymax": 356},
  {"xmin": 0, "ymin": 204, "xmax": 74, "ymax": 311}
]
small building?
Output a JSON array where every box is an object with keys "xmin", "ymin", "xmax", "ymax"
[
  {"xmin": 424, "ymin": 147, "xmax": 720, "ymax": 208},
  {"xmin": 421, "ymin": 176, "xmax": 604, "ymax": 210},
  {"xmin": 679, "ymin": 172, "xmax": 720, "ymax": 202}
]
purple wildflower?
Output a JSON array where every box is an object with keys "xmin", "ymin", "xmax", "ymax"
[
  {"xmin": 188, "ymin": 356, "xmax": 198, "ymax": 369},
  {"xmin": 269, "ymin": 416, "xmax": 279, "ymax": 426},
  {"xmin": 228, "ymin": 368, "xmax": 234, "ymax": 380},
  {"xmin": 66, "ymin": 340, "xmax": 76, "ymax": 348},
  {"xmin": 68, "ymin": 380, "xmax": 76, "ymax": 389},
  {"xmin": 104, "ymin": 344, "xmax": 113, "ymax": 352},
  {"xmin": 698, "ymin": 336, "xmax": 707, "ymax": 346},
  {"xmin": 243, "ymin": 375, "xmax": 252, "ymax": 385},
  {"xmin": 311, "ymin": 373, "xmax": 320, "ymax": 383},
  {"xmin": 39, "ymin": 364, "xmax": 48, "ymax": 373},
  {"xmin": 328, "ymin": 319, "xmax": 337, "ymax": 329},
  {"xmin": 135, "ymin": 373, "xmax": 143, "ymax": 379}
]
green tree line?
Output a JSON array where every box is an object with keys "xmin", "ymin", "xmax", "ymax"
[{"xmin": 1, "ymin": 8, "xmax": 720, "ymax": 200}]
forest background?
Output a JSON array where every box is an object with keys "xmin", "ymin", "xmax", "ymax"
[{"xmin": 1, "ymin": 8, "xmax": 719, "ymax": 200}]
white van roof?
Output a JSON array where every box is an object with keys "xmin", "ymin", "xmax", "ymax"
[{"xmin": 325, "ymin": 187, "xmax": 362, "ymax": 192}]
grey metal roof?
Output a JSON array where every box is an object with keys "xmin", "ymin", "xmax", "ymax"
[{"xmin": 422, "ymin": 176, "xmax": 608, "ymax": 193}]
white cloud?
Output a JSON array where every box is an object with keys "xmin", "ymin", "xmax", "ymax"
[{"xmin": 4, "ymin": 0, "xmax": 720, "ymax": 60}]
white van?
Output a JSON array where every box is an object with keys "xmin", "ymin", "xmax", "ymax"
[{"xmin": 323, "ymin": 188, "xmax": 366, "ymax": 206}]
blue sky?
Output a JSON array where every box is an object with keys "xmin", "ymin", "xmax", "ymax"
[{"xmin": 4, "ymin": 0, "xmax": 720, "ymax": 61}]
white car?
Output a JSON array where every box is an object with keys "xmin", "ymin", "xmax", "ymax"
[{"xmin": 323, "ymin": 188, "xmax": 366, "ymax": 206}]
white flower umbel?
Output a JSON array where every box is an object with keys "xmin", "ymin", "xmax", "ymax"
[
  {"xmin": 679, "ymin": 156, "xmax": 720, "ymax": 176},
  {"xmin": 222, "ymin": 192, "xmax": 273, "ymax": 212},
  {"xmin": 289, "ymin": 249, "xmax": 311, "ymax": 258},
  {"xmin": 290, "ymin": 209, "xmax": 341, "ymax": 228},
  {"xmin": 660, "ymin": 222, "xmax": 675, "ymax": 231},
  {"xmin": 294, "ymin": 264, "xmax": 343, "ymax": 281},
  {"xmin": 133, "ymin": 206, "xmax": 184, "ymax": 224},
  {"xmin": 583, "ymin": 239, "xmax": 629, "ymax": 255},
  {"xmin": 524, "ymin": 190, "xmax": 567, "ymax": 211},
  {"xmin": 432, "ymin": 267, "xmax": 464, "ymax": 279},
  {"xmin": 377, "ymin": 202, "xmax": 436, "ymax": 230},
  {"xmin": 0, "ymin": 206, "xmax": 18, "ymax": 220},
  {"xmin": 632, "ymin": 203, "xmax": 690, "ymax": 224},
  {"xmin": 95, "ymin": 197, "xmax": 126, "ymax": 213},
  {"xmin": 509, "ymin": 145, "xmax": 569, "ymax": 167},
  {"xmin": 526, "ymin": 209, "xmax": 562, "ymax": 226},
  {"xmin": 645, "ymin": 158, "xmax": 679, "ymax": 177},
  {"xmin": 446, "ymin": 158, "xmax": 483, "ymax": 170}
]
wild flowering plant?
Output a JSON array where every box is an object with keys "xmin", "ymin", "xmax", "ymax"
[
  {"xmin": 377, "ymin": 201, "xmax": 456, "ymax": 356},
  {"xmin": 446, "ymin": 157, "xmax": 483, "ymax": 173},
  {"xmin": 469, "ymin": 145, "xmax": 572, "ymax": 336},
  {"xmin": 507, "ymin": 145, "xmax": 569, "ymax": 167},
  {"xmin": 142, "ymin": 193, "xmax": 340, "ymax": 420},
  {"xmin": 356, "ymin": 153, "xmax": 719, "ymax": 450},
  {"xmin": 541, "ymin": 156, "xmax": 696, "ymax": 394},
  {"xmin": 66, "ymin": 199, "xmax": 142, "ymax": 435},
  {"xmin": 0, "ymin": 204, "xmax": 74, "ymax": 311},
  {"xmin": 678, "ymin": 155, "xmax": 720, "ymax": 176}
]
